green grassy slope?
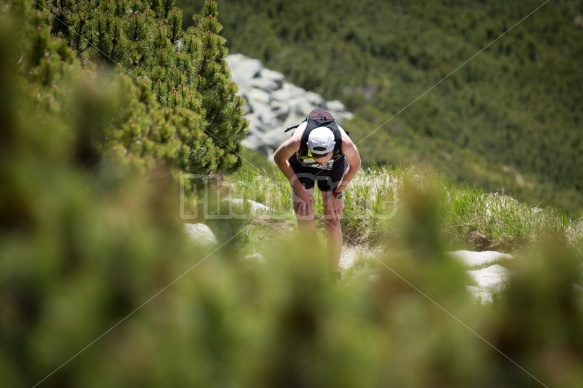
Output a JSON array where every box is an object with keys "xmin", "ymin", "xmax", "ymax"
[
  {"xmin": 229, "ymin": 164, "xmax": 582, "ymax": 254},
  {"xmin": 178, "ymin": 0, "xmax": 583, "ymax": 215}
]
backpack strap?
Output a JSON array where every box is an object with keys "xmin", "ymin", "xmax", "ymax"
[{"xmin": 284, "ymin": 118, "xmax": 307, "ymax": 133}]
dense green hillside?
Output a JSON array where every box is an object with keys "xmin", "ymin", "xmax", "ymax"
[{"xmin": 178, "ymin": 0, "xmax": 583, "ymax": 215}]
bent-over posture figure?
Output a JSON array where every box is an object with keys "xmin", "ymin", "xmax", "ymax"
[{"xmin": 273, "ymin": 109, "xmax": 361, "ymax": 280}]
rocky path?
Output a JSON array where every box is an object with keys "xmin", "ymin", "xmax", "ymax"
[
  {"xmin": 340, "ymin": 246, "xmax": 514, "ymax": 303},
  {"xmin": 186, "ymin": 223, "xmax": 514, "ymax": 303}
]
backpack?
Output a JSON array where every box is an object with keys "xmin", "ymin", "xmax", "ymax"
[
  {"xmin": 285, "ymin": 109, "xmax": 348, "ymax": 161},
  {"xmin": 285, "ymin": 109, "xmax": 348, "ymax": 169}
]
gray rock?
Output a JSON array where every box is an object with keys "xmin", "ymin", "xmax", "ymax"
[
  {"xmin": 250, "ymin": 77, "xmax": 280, "ymax": 92},
  {"xmin": 223, "ymin": 198, "xmax": 271, "ymax": 213},
  {"xmin": 257, "ymin": 109, "xmax": 278, "ymax": 127},
  {"xmin": 184, "ymin": 223, "xmax": 217, "ymax": 246},
  {"xmin": 289, "ymin": 97, "xmax": 317, "ymax": 117},
  {"xmin": 305, "ymin": 91, "xmax": 325, "ymax": 106},
  {"xmin": 226, "ymin": 54, "xmax": 263, "ymax": 87},
  {"xmin": 226, "ymin": 54, "xmax": 353, "ymax": 159},
  {"xmin": 248, "ymin": 88, "xmax": 271, "ymax": 106},
  {"xmin": 325, "ymin": 100, "xmax": 347, "ymax": 112},
  {"xmin": 271, "ymin": 83, "xmax": 305, "ymax": 102},
  {"xmin": 468, "ymin": 264, "xmax": 511, "ymax": 290},
  {"xmin": 241, "ymin": 136, "xmax": 261, "ymax": 151},
  {"xmin": 449, "ymin": 250, "xmax": 514, "ymax": 268},
  {"xmin": 262, "ymin": 130, "xmax": 289, "ymax": 150},
  {"xmin": 271, "ymin": 101, "xmax": 291, "ymax": 120},
  {"xmin": 260, "ymin": 68, "xmax": 285, "ymax": 87},
  {"xmin": 466, "ymin": 286, "xmax": 494, "ymax": 304}
]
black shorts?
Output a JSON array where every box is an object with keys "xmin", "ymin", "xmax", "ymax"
[{"xmin": 288, "ymin": 156, "xmax": 347, "ymax": 192}]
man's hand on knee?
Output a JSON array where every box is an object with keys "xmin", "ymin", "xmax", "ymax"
[
  {"xmin": 324, "ymin": 193, "xmax": 344, "ymax": 220},
  {"xmin": 293, "ymin": 186, "xmax": 314, "ymax": 217}
]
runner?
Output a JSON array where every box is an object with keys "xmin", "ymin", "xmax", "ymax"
[{"xmin": 273, "ymin": 109, "xmax": 361, "ymax": 281}]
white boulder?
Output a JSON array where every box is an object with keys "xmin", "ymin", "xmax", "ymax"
[
  {"xmin": 184, "ymin": 223, "xmax": 218, "ymax": 246},
  {"xmin": 468, "ymin": 264, "xmax": 512, "ymax": 290},
  {"xmin": 449, "ymin": 250, "xmax": 513, "ymax": 268}
]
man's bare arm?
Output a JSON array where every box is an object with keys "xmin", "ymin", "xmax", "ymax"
[
  {"xmin": 337, "ymin": 129, "xmax": 361, "ymax": 193},
  {"xmin": 273, "ymin": 135, "xmax": 301, "ymax": 183},
  {"xmin": 273, "ymin": 126, "xmax": 314, "ymax": 206}
]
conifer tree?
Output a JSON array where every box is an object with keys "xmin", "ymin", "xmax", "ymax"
[
  {"xmin": 185, "ymin": 0, "xmax": 246, "ymax": 170},
  {"xmin": 29, "ymin": 0, "xmax": 247, "ymax": 178}
]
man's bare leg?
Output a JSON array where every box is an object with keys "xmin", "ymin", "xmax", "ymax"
[
  {"xmin": 292, "ymin": 187, "xmax": 315, "ymax": 233},
  {"xmin": 322, "ymin": 192, "xmax": 343, "ymax": 273}
]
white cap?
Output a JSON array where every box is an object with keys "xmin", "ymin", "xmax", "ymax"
[{"xmin": 308, "ymin": 126, "xmax": 335, "ymax": 155}]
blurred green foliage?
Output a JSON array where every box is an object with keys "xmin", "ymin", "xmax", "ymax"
[{"xmin": 178, "ymin": 0, "xmax": 583, "ymax": 215}]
